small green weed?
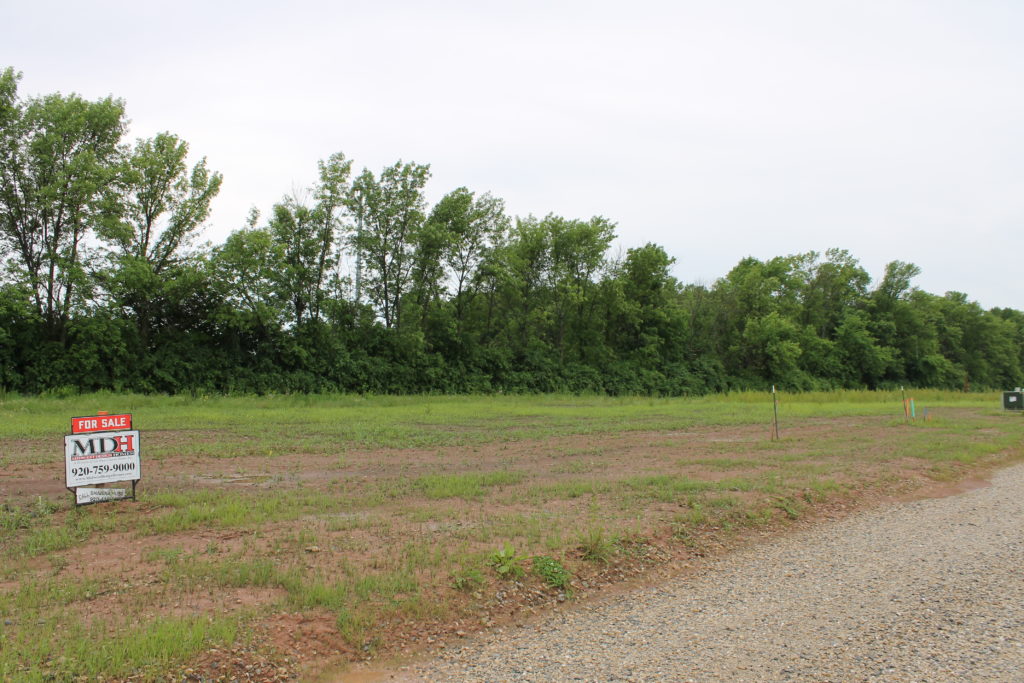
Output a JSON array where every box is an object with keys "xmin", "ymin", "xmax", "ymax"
[
  {"xmin": 551, "ymin": 460, "xmax": 607, "ymax": 474},
  {"xmin": 578, "ymin": 527, "xmax": 615, "ymax": 563},
  {"xmin": 487, "ymin": 543, "xmax": 524, "ymax": 579},
  {"xmin": 450, "ymin": 567, "xmax": 486, "ymax": 592},
  {"xmin": 670, "ymin": 523, "xmax": 697, "ymax": 547},
  {"xmin": 47, "ymin": 555, "xmax": 69, "ymax": 575},
  {"xmin": 773, "ymin": 496, "xmax": 803, "ymax": 519},
  {"xmin": 802, "ymin": 479, "xmax": 841, "ymax": 502},
  {"xmin": 705, "ymin": 494, "xmax": 740, "ymax": 509},
  {"xmin": 0, "ymin": 504, "xmax": 32, "ymax": 533},
  {"xmin": 745, "ymin": 507, "xmax": 774, "ymax": 525},
  {"xmin": 335, "ymin": 607, "xmax": 371, "ymax": 645},
  {"xmin": 531, "ymin": 556, "xmax": 572, "ymax": 593}
]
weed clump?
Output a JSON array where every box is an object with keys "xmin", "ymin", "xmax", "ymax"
[
  {"xmin": 578, "ymin": 527, "xmax": 615, "ymax": 563},
  {"xmin": 487, "ymin": 543, "xmax": 524, "ymax": 579},
  {"xmin": 451, "ymin": 567, "xmax": 485, "ymax": 591},
  {"xmin": 531, "ymin": 556, "xmax": 572, "ymax": 594}
]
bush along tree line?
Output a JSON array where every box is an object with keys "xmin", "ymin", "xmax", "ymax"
[{"xmin": 1, "ymin": 67, "xmax": 1022, "ymax": 396}]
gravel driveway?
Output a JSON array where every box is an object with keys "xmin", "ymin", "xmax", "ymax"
[{"xmin": 391, "ymin": 462, "xmax": 1024, "ymax": 682}]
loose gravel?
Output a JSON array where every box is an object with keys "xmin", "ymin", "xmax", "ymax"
[{"xmin": 396, "ymin": 462, "xmax": 1024, "ymax": 682}]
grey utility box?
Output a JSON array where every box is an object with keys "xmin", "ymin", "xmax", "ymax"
[{"xmin": 1003, "ymin": 390, "xmax": 1024, "ymax": 410}]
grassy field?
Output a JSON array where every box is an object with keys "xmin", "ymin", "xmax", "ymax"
[{"xmin": 0, "ymin": 390, "xmax": 1021, "ymax": 680}]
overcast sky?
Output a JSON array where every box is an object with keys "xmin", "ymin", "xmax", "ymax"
[{"xmin": 6, "ymin": 0, "xmax": 1023, "ymax": 308}]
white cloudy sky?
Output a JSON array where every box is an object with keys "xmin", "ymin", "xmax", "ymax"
[{"xmin": 6, "ymin": 0, "xmax": 1023, "ymax": 308}]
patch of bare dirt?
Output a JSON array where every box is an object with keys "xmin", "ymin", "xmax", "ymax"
[{"xmin": 888, "ymin": 474, "xmax": 992, "ymax": 501}]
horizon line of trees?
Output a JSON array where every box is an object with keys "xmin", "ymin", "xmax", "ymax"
[{"xmin": 2, "ymin": 67, "xmax": 1022, "ymax": 396}]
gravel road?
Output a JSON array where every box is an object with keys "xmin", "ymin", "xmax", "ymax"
[{"xmin": 392, "ymin": 462, "xmax": 1024, "ymax": 682}]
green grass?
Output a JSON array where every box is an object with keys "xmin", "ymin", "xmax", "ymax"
[
  {"xmin": 141, "ymin": 488, "xmax": 343, "ymax": 534},
  {"xmin": 153, "ymin": 547, "xmax": 423, "ymax": 645},
  {"xmin": 0, "ymin": 561, "xmax": 240, "ymax": 681},
  {"xmin": 687, "ymin": 457, "xmax": 764, "ymax": 470},
  {"xmin": 414, "ymin": 471, "xmax": 524, "ymax": 499},
  {"xmin": 4, "ymin": 507, "xmax": 119, "ymax": 559},
  {"xmin": 0, "ymin": 614, "xmax": 239, "ymax": 681},
  {"xmin": 552, "ymin": 459, "xmax": 609, "ymax": 474},
  {"xmin": 1, "ymin": 390, "xmax": 1022, "ymax": 679},
  {"xmin": 0, "ymin": 389, "xmax": 1005, "ymax": 458},
  {"xmin": 0, "ymin": 577, "xmax": 105, "ymax": 614}
]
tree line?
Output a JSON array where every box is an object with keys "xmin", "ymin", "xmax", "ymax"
[{"xmin": 1, "ymin": 67, "xmax": 1021, "ymax": 395}]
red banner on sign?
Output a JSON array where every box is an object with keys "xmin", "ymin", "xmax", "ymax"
[{"xmin": 71, "ymin": 414, "xmax": 133, "ymax": 434}]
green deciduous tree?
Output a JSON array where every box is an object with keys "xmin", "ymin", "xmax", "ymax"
[
  {"xmin": 347, "ymin": 160, "xmax": 430, "ymax": 331},
  {"xmin": 607, "ymin": 243, "xmax": 684, "ymax": 361},
  {"xmin": 218, "ymin": 152, "xmax": 353, "ymax": 329},
  {"xmin": 833, "ymin": 309, "xmax": 895, "ymax": 387},
  {"xmin": 427, "ymin": 187, "xmax": 509, "ymax": 331},
  {"xmin": 800, "ymin": 248, "xmax": 871, "ymax": 338},
  {"xmin": 0, "ymin": 67, "xmax": 126, "ymax": 341},
  {"xmin": 211, "ymin": 213, "xmax": 288, "ymax": 333},
  {"xmin": 99, "ymin": 131, "xmax": 222, "ymax": 345},
  {"xmin": 546, "ymin": 215, "xmax": 615, "ymax": 360}
]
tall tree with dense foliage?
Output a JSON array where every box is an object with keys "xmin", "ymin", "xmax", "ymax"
[
  {"xmin": 98, "ymin": 132, "xmax": 222, "ymax": 346},
  {"xmin": 266, "ymin": 153, "xmax": 352, "ymax": 326},
  {"xmin": 546, "ymin": 215, "xmax": 615, "ymax": 361},
  {"xmin": 212, "ymin": 216, "xmax": 287, "ymax": 333},
  {"xmin": 0, "ymin": 67, "xmax": 126, "ymax": 342},
  {"xmin": 428, "ymin": 188, "xmax": 510, "ymax": 330},
  {"xmin": 348, "ymin": 160, "xmax": 430, "ymax": 331}
]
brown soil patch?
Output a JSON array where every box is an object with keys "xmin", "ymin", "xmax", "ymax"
[{"xmin": 888, "ymin": 475, "xmax": 992, "ymax": 501}]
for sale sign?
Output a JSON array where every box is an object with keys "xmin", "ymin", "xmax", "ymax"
[
  {"xmin": 65, "ymin": 429, "xmax": 141, "ymax": 488},
  {"xmin": 71, "ymin": 413, "xmax": 132, "ymax": 434}
]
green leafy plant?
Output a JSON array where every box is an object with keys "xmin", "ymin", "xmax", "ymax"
[
  {"xmin": 451, "ymin": 567, "xmax": 485, "ymax": 591},
  {"xmin": 487, "ymin": 543, "xmax": 524, "ymax": 579},
  {"xmin": 531, "ymin": 555, "xmax": 572, "ymax": 593}
]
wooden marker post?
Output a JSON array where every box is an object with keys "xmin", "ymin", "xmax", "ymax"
[
  {"xmin": 771, "ymin": 385, "xmax": 780, "ymax": 441},
  {"xmin": 901, "ymin": 386, "xmax": 909, "ymax": 421}
]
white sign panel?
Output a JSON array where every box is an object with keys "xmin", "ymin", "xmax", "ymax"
[
  {"xmin": 65, "ymin": 430, "xmax": 141, "ymax": 488},
  {"xmin": 76, "ymin": 487, "xmax": 129, "ymax": 505}
]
